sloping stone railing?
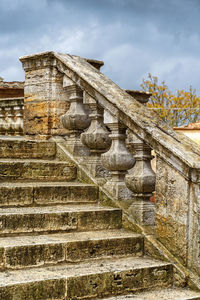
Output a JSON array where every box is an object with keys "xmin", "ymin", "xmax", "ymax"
[
  {"xmin": 0, "ymin": 97, "xmax": 24, "ymax": 135},
  {"xmin": 20, "ymin": 51, "xmax": 200, "ymax": 280}
]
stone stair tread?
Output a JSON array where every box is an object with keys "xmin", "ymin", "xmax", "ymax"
[
  {"xmin": 0, "ymin": 136, "xmax": 38, "ymax": 141},
  {"xmin": 0, "ymin": 159, "xmax": 77, "ymax": 182},
  {"xmin": 101, "ymin": 288, "xmax": 200, "ymax": 299},
  {"xmin": 0, "ymin": 181, "xmax": 96, "ymax": 187},
  {"xmin": 0, "ymin": 203, "xmax": 119, "ymax": 215},
  {"xmin": 0, "ymin": 181, "xmax": 99, "ymax": 207},
  {"xmin": 0, "ymin": 256, "xmax": 171, "ymax": 287},
  {"xmin": 0, "ymin": 204, "xmax": 122, "ymax": 235},
  {"xmin": 0, "ymin": 229, "xmax": 141, "ymax": 247},
  {"xmin": 0, "ymin": 158, "xmax": 72, "ymax": 164}
]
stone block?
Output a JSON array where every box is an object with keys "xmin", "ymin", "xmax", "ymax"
[
  {"xmin": 0, "ymin": 138, "xmax": 56, "ymax": 159},
  {"xmin": 0, "ymin": 205, "xmax": 122, "ymax": 235},
  {"xmin": 0, "ymin": 231, "xmax": 143, "ymax": 270},
  {"xmin": 0, "ymin": 160, "xmax": 77, "ymax": 182}
]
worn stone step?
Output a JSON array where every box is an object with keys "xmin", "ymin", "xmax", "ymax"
[
  {"xmin": 0, "ymin": 137, "xmax": 56, "ymax": 159},
  {"xmin": 0, "ymin": 229, "xmax": 143, "ymax": 270},
  {"xmin": 102, "ymin": 288, "xmax": 200, "ymax": 299},
  {"xmin": 0, "ymin": 256, "xmax": 173, "ymax": 299},
  {"xmin": 0, "ymin": 182, "xmax": 98, "ymax": 207},
  {"xmin": 0, "ymin": 204, "xmax": 122, "ymax": 235},
  {"xmin": 0, "ymin": 159, "xmax": 76, "ymax": 181}
]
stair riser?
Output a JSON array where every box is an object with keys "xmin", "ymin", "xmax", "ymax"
[
  {"xmin": 0, "ymin": 185, "xmax": 98, "ymax": 207},
  {"xmin": 0, "ymin": 140, "xmax": 56, "ymax": 159},
  {"xmin": 0, "ymin": 236, "xmax": 143, "ymax": 270},
  {"xmin": 0, "ymin": 265, "xmax": 173, "ymax": 300},
  {"xmin": 0, "ymin": 279, "xmax": 65, "ymax": 300},
  {"xmin": 67, "ymin": 265, "xmax": 173, "ymax": 299},
  {"xmin": 0, "ymin": 162, "xmax": 76, "ymax": 182},
  {"xmin": 0, "ymin": 210, "xmax": 122, "ymax": 235}
]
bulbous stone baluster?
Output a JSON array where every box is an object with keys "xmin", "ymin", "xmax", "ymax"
[
  {"xmin": 101, "ymin": 110, "xmax": 135, "ymax": 203},
  {"xmin": 61, "ymin": 77, "xmax": 90, "ymax": 156},
  {"xmin": 14, "ymin": 105, "xmax": 24, "ymax": 135},
  {"xmin": 80, "ymin": 93, "xmax": 111, "ymax": 179},
  {"xmin": 5, "ymin": 107, "xmax": 13, "ymax": 135},
  {"xmin": 0, "ymin": 108, "xmax": 6, "ymax": 135},
  {"xmin": 125, "ymin": 132, "xmax": 156, "ymax": 225}
]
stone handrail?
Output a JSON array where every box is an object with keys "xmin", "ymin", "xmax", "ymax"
[
  {"xmin": 20, "ymin": 51, "xmax": 200, "ymax": 278},
  {"xmin": 0, "ymin": 97, "xmax": 24, "ymax": 135}
]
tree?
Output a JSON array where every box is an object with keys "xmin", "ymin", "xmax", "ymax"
[{"xmin": 141, "ymin": 73, "xmax": 200, "ymax": 127}]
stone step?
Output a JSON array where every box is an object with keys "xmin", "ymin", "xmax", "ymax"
[
  {"xmin": 0, "ymin": 256, "xmax": 173, "ymax": 299},
  {"xmin": 0, "ymin": 204, "xmax": 122, "ymax": 235},
  {"xmin": 0, "ymin": 229, "xmax": 143, "ymax": 270},
  {"xmin": 0, "ymin": 182, "xmax": 98, "ymax": 207},
  {"xmin": 0, "ymin": 137, "xmax": 56, "ymax": 159},
  {"xmin": 0, "ymin": 159, "xmax": 76, "ymax": 181},
  {"xmin": 102, "ymin": 288, "xmax": 200, "ymax": 299}
]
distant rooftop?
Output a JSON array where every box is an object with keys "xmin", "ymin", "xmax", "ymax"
[
  {"xmin": 174, "ymin": 121, "xmax": 200, "ymax": 130},
  {"xmin": 0, "ymin": 81, "xmax": 24, "ymax": 99},
  {"xmin": 0, "ymin": 81, "xmax": 24, "ymax": 89}
]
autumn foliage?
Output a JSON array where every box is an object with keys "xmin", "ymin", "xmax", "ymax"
[{"xmin": 141, "ymin": 74, "xmax": 200, "ymax": 127}]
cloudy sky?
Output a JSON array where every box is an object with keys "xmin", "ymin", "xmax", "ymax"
[{"xmin": 1, "ymin": 0, "xmax": 200, "ymax": 93}]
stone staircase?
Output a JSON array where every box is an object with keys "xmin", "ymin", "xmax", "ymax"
[{"xmin": 0, "ymin": 137, "xmax": 200, "ymax": 300}]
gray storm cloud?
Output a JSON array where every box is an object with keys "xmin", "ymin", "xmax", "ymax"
[{"xmin": 0, "ymin": 0, "xmax": 200, "ymax": 92}]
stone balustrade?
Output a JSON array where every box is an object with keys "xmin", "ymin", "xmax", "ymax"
[
  {"xmin": 0, "ymin": 97, "xmax": 24, "ymax": 135},
  {"xmin": 20, "ymin": 51, "xmax": 200, "ymax": 278}
]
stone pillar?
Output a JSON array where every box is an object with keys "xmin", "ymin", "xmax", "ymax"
[
  {"xmin": 80, "ymin": 93, "xmax": 111, "ymax": 178},
  {"xmin": 101, "ymin": 110, "xmax": 135, "ymax": 204},
  {"xmin": 20, "ymin": 52, "xmax": 69, "ymax": 139},
  {"xmin": 61, "ymin": 77, "xmax": 90, "ymax": 156},
  {"xmin": 125, "ymin": 132, "xmax": 156, "ymax": 225}
]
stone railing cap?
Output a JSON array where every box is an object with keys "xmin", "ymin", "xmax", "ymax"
[{"xmin": 125, "ymin": 90, "xmax": 152, "ymax": 104}]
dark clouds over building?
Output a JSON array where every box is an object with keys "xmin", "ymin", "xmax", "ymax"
[{"xmin": 1, "ymin": 0, "xmax": 200, "ymax": 92}]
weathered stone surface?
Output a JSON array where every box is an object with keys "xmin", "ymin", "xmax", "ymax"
[
  {"xmin": 0, "ymin": 279, "xmax": 66, "ymax": 300},
  {"xmin": 0, "ymin": 230, "xmax": 143, "ymax": 269},
  {"xmin": 0, "ymin": 182, "xmax": 98, "ymax": 207},
  {"xmin": 103, "ymin": 288, "xmax": 200, "ymax": 299},
  {"xmin": 0, "ymin": 257, "xmax": 173, "ymax": 299},
  {"xmin": 23, "ymin": 100, "xmax": 69, "ymax": 136},
  {"xmin": 155, "ymin": 156, "xmax": 189, "ymax": 265},
  {"xmin": 0, "ymin": 159, "xmax": 76, "ymax": 182},
  {"xmin": 0, "ymin": 204, "xmax": 122, "ymax": 234},
  {"xmin": 0, "ymin": 138, "xmax": 55, "ymax": 159},
  {"xmin": 21, "ymin": 55, "xmax": 70, "ymax": 137}
]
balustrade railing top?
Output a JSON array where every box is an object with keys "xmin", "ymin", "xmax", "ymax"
[{"xmin": 20, "ymin": 52, "xmax": 200, "ymax": 177}]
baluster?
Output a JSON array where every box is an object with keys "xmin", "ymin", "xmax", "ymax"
[
  {"xmin": 101, "ymin": 110, "xmax": 135, "ymax": 204},
  {"xmin": 125, "ymin": 132, "xmax": 156, "ymax": 225},
  {"xmin": 4, "ymin": 107, "xmax": 14, "ymax": 135},
  {"xmin": 13, "ymin": 105, "xmax": 23, "ymax": 135},
  {"xmin": 81, "ymin": 93, "xmax": 111, "ymax": 179},
  {"xmin": 0, "ymin": 108, "xmax": 5, "ymax": 135},
  {"xmin": 61, "ymin": 78, "xmax": 90, "ymax": 156}
]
